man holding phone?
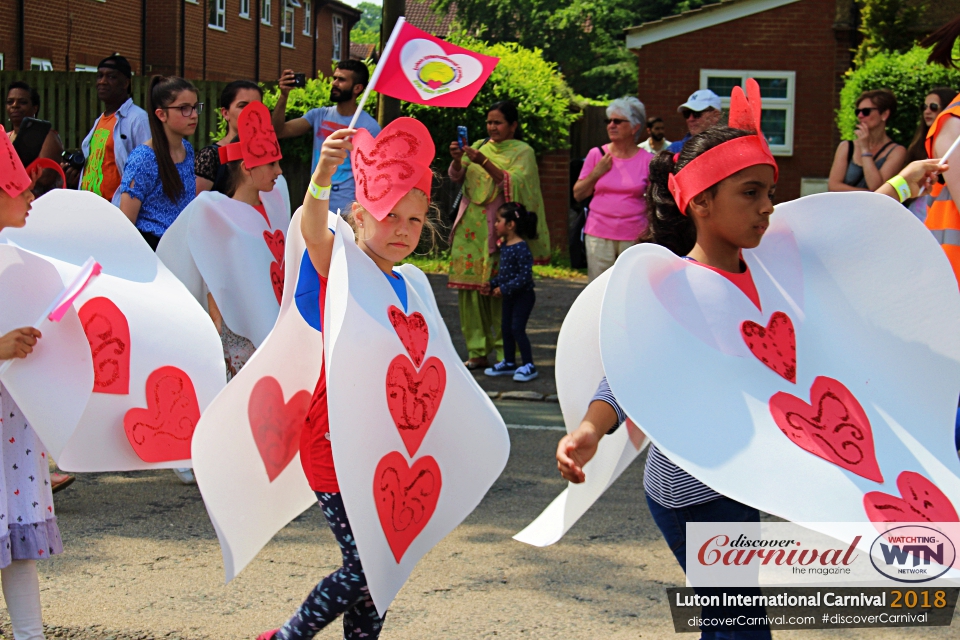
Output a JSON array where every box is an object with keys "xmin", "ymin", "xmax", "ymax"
[
  {"xmin": 271, "ymin": 60, "xmax": 380, "ymax": 216},
  {"xmin": 66, "ymin": 54, "xmax": 150, "ymax": 202}
]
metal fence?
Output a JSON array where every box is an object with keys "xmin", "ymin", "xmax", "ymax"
[{"xmin": 0, "ymin": 70, "xmax": 230, "ymax": 151}]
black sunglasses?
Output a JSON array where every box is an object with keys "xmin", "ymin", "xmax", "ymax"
[
  {"xmin": 854, "ymin": 107, "xmax": 876, "ymax": 117},
  {"xmin": 924, "ymin": 102, "xmax": 942, "ymax": 112},
  {"xmin": 680, "ymin": 109, "xmax": 706, "ymax": 120},
  {"xmin": 604, "ymin": 118, "xmax": 629, "ymax": 125}
]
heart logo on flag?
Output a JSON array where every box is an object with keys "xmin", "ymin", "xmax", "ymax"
[
  {"xmin": 374, "ymin": 451, "xmax": 442, "ymax": 563},
  {"xmin": 248, "ymin": 376, "xmax": 311, "ymax": 482},
  {"xmin": 78, "ymin": 297, "xmax": 131, "ymax": 395},
  {"xmin": 123, "ymin": 366, "xmax": 201, "ymax": 463},
  {"xmin": 400, "ymin": 39, "xmax": 484, "ymax": 102}
]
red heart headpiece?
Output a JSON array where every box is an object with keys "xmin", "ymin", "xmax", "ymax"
[
  {"xmin": 0, "ymin": 128, "xmax": 31, "ymax": 198},
  {"xmin": 667, "ymin": 78, "xmax": 779, "ymax": 215},
  {"xmin": 351, "ymin": 117, "xmax": 435, "ymax": 221},
  {"xmin": 218, "ymin": 102, "xmax": 282, "ymax": 168}
]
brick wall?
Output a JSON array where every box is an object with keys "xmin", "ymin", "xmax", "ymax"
[
  {"xmin": 538, "ymin": 149, "xmax": 570, "ymax": 256},
  {"xmin": 634, "ymin": 0, "xmax": 843, "ymax": 201}
]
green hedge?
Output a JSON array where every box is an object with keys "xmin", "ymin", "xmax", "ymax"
[{"xmin": 838, "ymin": 45, "xmax": 960, "ymax": 145}]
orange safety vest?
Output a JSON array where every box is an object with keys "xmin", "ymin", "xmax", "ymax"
[{"xmin": 926, "ymin": 93, "xmax": 960, "ymax": 286}]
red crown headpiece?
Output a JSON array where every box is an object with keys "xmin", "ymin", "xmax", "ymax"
[
  {"xmin": 351, "ymin": 117, "xmax": 434, "ymax": 220},
  {"xmin": 0, "ymin": 128, "xmax": 31, "ymax": 198},
  {"xmin": 667, "ymin": 79, "xmax": 778, "ymax": 215},
  {"xmin": 218, "ymin": 102, "xmax": 282, "ymax": 168}
]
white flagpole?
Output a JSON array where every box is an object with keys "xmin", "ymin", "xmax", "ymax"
[{"xmin": 348, "ymin": 16, "xmax": 406, "ymax": 129}]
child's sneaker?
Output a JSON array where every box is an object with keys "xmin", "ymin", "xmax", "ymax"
[
  {"xmin": 513, "ymin": 363, "xmax": 538, "ymax": 382},
  {"xmin": 484, "ymin": 360, "xmax": 518, "ymax": 377}
]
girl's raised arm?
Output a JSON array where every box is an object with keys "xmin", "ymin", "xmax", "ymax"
[{"xmin": 301, "ymin": 128, "xmax": 355, "ymax": 278}]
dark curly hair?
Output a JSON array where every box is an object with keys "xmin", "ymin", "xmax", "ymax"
[
  {"xmin": 498, "ymin": 201, "xmax": 538, "ymax": 240},
  {"xmin": 643, "ymin": 127, "xmax": 755, "ymax": 256}
]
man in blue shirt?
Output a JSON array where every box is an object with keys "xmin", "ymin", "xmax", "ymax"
[
  {"xmin": 271, "ymin": 61, "xmax": 381, "ymax": 216},
  {"xmin": 666, "ymin": 89, "xmax": 723, "ymax": 155}
]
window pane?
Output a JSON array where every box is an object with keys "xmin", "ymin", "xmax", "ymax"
[
  {"xmin": 706, "ymin": 76, "xmax": 741, "ymax": 98},
  {"xmin": 761, "ymin": 109, "xmax": 787, "ymax": 146},
  {"xmin": 757, "ymin": 78, "xmax": 788, "ymax": 99}
]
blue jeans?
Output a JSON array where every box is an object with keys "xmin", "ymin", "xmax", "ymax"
[
  {"xmin": 646, "ymin": 494, "xmax": 772, "ymax": 640},
  {"xmin": 501, "ymin": 288, "xmax": 535, "ymax": 365}
]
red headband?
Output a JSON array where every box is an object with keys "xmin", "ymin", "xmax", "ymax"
[
  {"xmin": 351, "ymin": 117, "xmax": 435, "ymax": 220},
  {"xmin": 0, "ymin": 128, "xmax": 31, "ymax": 198},
  {"xmin": 667, "ymin": 79, "xmax": 778, "ymax": 215},
  {"xmin": 218, "ymin": 102, "xmax": 282, "ymax": 168}
]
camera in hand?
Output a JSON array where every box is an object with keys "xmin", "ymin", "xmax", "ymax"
[
  {"xmin": 292, "ymin": 73, "xmax": 306, "ymax": 88},
  {"xmin": 62, "ymin": 150, "xmax": 85, "ymax": 170}
]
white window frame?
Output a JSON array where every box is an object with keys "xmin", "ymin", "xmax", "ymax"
[
  {"xmin": 239, "ymin": 0, "xmax": 250, "ymax": 18},
  {"xmin": 303, "ymin": 1, "xmax": 312, "ymax": 36},
  {"xmin": 261, "ymin": 0, "xmax": 273, "ymax": 25},
  {"xmin": 75, "ymin": 64, "xmax": 98, "ymax": 72},
  {"xmin": 700, "ymin": 69, "xmax": 795, "ymax": 156},
  {"xmin": 1, "ymin": 54, "xmax": 6, "ymax": 71},
  {"xmin": 282, "ymin": 3, "xmax": 295, "ymax": 47},
  {"xmin": 30, "ymin": 58, "xmax": 53, "ymax": 71},
  {"xmin": 208, "ymin": 0, "xmax": 226, "ymax": 30},
  {"xmin": 332, "ymin": 15, "xmax": 343, "ymax": 61}
]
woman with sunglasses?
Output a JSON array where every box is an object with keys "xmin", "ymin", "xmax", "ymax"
[
  {"xmin": 573, "ymin": 96, "xmax": 653, "ymax": 281},
  {"xmin": 828, "ymin": 89, "xmax": 906, "ymax": 192},
  {"xmin": 118, "ymin": 76, "xmax": 200, "ymax": 251},
  {"xmin": 906, "ymin": 88, "xmax": 957, "ymax": 163}
]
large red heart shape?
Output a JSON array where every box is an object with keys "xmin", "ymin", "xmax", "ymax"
[
  {"xmin": 248, "ymin": 376, "xmax": 311, "ymax": 482},
  {"xmin": 374, "ymin": 451, "xmax": 442, "ymax": 563},
  {"xmin": 769, "ymin": 376, "xmax": 883, "ymax": 483},
  {"xmin": 270, "ymin": 260, "xmax": 284, "ymax": 306},
  {"xmin": 263, "ymin": 229, "xmax": 285, "ymax": 263},
  {"xmin": 386, "ymin": 355, "xmax": 446, "ymax": 457},
  {"xmin": 388, "ymin": 305, "xmax": 429, "ymax": 368},
  {"xmin": 864, "ymin": 471, "xmax": 960, "ymax": 524},
  {"xmin": 123, "ymin": 366, "xmax": 201, "ymax": 463},
  {"xmin": 741, "ymin": 311, "xmax": 796, "ymax": 383},
  {"xmin": 78, "ymin": 297, "xmax": 131, "ymax": 395}
]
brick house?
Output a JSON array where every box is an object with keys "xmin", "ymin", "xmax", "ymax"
[{"xmin": 0, "ymin": 0, "xmax": 361, "ymax": 83}]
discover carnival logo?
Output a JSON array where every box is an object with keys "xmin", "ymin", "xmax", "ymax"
[
  {"xmin": 869, "ymin": 525, "xmax": 956, "ymax": 583},
  {"xmin": 697, "ymin": 534, "xmax": 860, "ymax": 575}
]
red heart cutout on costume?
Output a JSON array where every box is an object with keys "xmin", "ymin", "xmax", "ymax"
[
  {"xmin": 769, "ymin": 376, "xmax": 883, "ymax": 483},
  {"xmin": 864, "ymin": 471, "xmax": 960, "ymax": 524},
  {"xmin": 374, "ymin": 451, "xmax": 442, "ymax": 563},
  {"xmin": 123, "ymin": 366, "xmax": 201, "ymax": 463},
  {"xmin": 386, "ymin": 355, "xmax": 446, "ymax": 457},
  {"xmin": 78, "ymin": 297, "xmax": 131, "ymax": 395},
  {"xmin": 248, "ymin": 376, "xmax": 311, "ymax": 482},
  {"xmin": 741, "ymin": 311, "xmax": 796, "ymax": 383},
  {"xmin": 270, "ymin": 260, "xmax": 284, "ymax": 306},
  {"xmin": 388, "ymin": 306, "xmax": 429, "ymax": 368},
  {"xmin": 263, "ymin": 229, "xmax": 285, "ymax": 263}
]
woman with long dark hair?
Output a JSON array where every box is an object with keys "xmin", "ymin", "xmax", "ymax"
[
  {"xmin": 194, "ymin": 80, "xmax": 263, "ymax": 194},
  {"xmin": 118, "ymin": 76, "xmax": 199, "ymax": 250}
]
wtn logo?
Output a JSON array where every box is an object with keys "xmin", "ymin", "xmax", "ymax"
[{"xmin": 870, "ymin": 526, "xmax": 956, "ymax": 583}]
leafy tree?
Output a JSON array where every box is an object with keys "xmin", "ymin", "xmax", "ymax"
[
  {"xmin": 351, "ymin": 1, "xmax": 383, "ymax": 46},
  {"xmin": 855, "ymin": 0, "xmax": 928, "ymax": 64}
]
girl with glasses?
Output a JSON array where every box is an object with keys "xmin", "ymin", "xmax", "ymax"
[
  {"xmin": 906, "ymin": 87, "xmax": 957, "ymax": 164},
  {"xmin": 118, "ymin": 76, "xmax": 199, "ymax": 252},
  {"xmin": 828, "ymin": 89, "xmax": 906, "ymax": 192}
]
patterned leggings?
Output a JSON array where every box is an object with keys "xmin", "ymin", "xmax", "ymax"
[{"xmin": 276, "ymin": 492, "xmax": 385, "ymax": 640}]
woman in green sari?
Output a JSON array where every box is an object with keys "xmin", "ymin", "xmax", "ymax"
[{"xmin": 448, "ymin": 101, "xmax": 550, "ymax": 369}]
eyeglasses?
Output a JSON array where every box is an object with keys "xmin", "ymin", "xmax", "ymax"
[
  {"xmin": 680, "ymin": 109, "xmax": 706, "ymax": 120},
  {"xmin": 924, "ymin": 102, "xmax": 942, "ymax": 112},
  {"xmin": 854, "ymin": 107, "xmax": 876, "ymax": 117},
  {"xmin": 163, "ymin": 103, "xmax": 204, "ymax": 117},
  {"xmin": 604, "ymin": 118, "xmax": 629, "ymax": 125}
]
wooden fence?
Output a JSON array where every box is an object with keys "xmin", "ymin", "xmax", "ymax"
[{"xmin": 0, "ymin": 71, "xmax": 231, "ymax": 151}]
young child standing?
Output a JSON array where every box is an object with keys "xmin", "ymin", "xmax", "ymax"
[{"xmin": 483, "ymin": 202, "xmax": 539, "ymax": 382}]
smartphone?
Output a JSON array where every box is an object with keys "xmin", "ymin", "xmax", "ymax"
[
  {"xmin": 12, "ymin": 117, "xmax": 52, "ymax": 167},
  {"xmin": 292, "ymin": 73, "xmax": 307, "ymax": 88},
  {"xmin": 457, "ymin": 125, "xmax": 468, "ymax": 149}
]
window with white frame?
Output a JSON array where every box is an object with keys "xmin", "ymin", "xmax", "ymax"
[
  {"xmin": 282, "ymin": 3, "xmax": 295, "ymax": 46},
  {"xmin": 332, "ymin": 15, "xmax": 343, "ymax": 61},
  {"xmin": 262, "ymin": 0, "xmax": 273, "ymax": 24},
  {"xmin": 30, "ymin": 58, "xmax": 53, "ymax": 71},
  {"xmin": 700, "ymin": 69, "xmax": 795, "ymax": 156},
  {"xmin": 303, "ymin": 1, "xmax": 312, "ymax": 36},
  {"xmin": 239, "ymin": 0, "xmax": 250, "ymax": 18},
  {"xmin": 0, "ymin": 54, "xmax": 6, "ymax": 71},
  {"xmin": 209, "ymin": 0, "xmax": 226, "ymax": 29},
  {"xmin": 75, "ymin": 64, "xmax": 98, "ymax": 72}
]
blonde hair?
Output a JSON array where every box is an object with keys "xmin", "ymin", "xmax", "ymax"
[{"xmin": 344, "ymin": 188, "xmax": 441, "ymax": 254}]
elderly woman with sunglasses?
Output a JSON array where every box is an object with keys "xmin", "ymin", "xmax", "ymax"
[
  {"xmin": 573, "ymin": 96, "xmax": 654, "ymax": 281},
  {"xmin": 829, "ymin": 89, "xmax": 906, "ymax": 192}
]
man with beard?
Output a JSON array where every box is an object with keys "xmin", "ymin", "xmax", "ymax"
[
  {"xmin": 666, "ymin": 89, "xmax": 723, "ymax": 154},
  {"xmin": 639, "ymin": 117, "xmax": 670, "ymax": 154},
  {"xmin": 65, "ymin": 54, "xmax": 150, "ymax": 201},
  {"xmin": 272, "ymin": 61, "xmax": 381, "ymax": 216}
]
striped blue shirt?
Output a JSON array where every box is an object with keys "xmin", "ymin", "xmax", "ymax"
[{"xmin": 592, "ymin": 377, "xmax": 721, "ymax": 509}]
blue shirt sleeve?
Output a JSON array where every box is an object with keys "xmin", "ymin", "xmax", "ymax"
[
  {"xmin": 591, "ymin": 376, "xmax": 626, "ymax": 434},
  {"xmin": 119, "ymin": 146, "xmax": 157, "ymax": 202}
]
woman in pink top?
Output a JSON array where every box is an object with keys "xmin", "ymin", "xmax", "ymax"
[{"xmin": 574, "ymin": 96, "xmax": 653, "ymax": 281}]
